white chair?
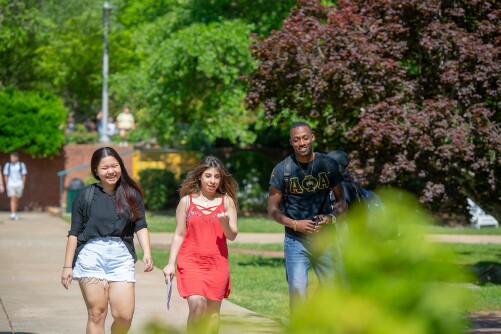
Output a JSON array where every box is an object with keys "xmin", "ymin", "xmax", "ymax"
[{"xmin": 467, "ymin": 198, "xmax": 499, "ymax": 229}]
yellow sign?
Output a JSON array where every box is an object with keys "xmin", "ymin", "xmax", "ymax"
[{"xmin": 132, "ymin": 149, "xmax": 200, "ymax": 180}]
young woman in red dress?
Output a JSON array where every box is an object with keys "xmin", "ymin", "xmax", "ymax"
[{"xmin": 163, "ymin": 156, "xmax": 238, "ymax": 333}]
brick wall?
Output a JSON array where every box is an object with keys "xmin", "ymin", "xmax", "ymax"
[
  {"xmin": 0, "ymin": 144, "xmax": 134, "ymax": 212},
  {"xmin": 0, "ymin": 151, "xmax": 64, "ymax": 212}
]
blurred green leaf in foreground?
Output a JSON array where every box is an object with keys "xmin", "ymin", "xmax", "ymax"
[{"xmin": 289, "ymin": 189, "xmax": 472, "ymax": 334}]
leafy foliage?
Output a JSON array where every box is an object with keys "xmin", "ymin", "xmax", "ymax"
[
  {"xmin": 139, "ymin": 168, "xmax": 177, "ymax": 211},
  {"xmin": 66, "ymin": 124, "xmax": 100, "ymax": 144},
  {"xmin": 224, "ymin": 150, "xmax": 275, "ymax": 213},
  {"xmin": 1, "ymin": 0, "xmax": 297, "ymax": 149},
  {"xmin": 289, "ymin": 189, "xmax": 471, "ymax": 334},
  {"xmin": 246, "ymin": 0, "xmax": 501, "ymax": 221},
  {"xmin": 0, "ymin": 88, "xmax": 67, "ymax": 156},
  {"xmin": 141, "ymin": 20, "xmax": 258, "ymax": 148},
  {"xmin": 187, "ymin": 0, "xmax": 297, "ymax": 37},
  {"xmin": 108, "ymin": 0, "xmax": 297, "ymax": 148},
  {"xmin": 37, "ymin": 0, "xmax": 139, "ymax": 118},
  {"xmin": 0, "ymin": 0, "xmax": 50, "ymax": 90}
]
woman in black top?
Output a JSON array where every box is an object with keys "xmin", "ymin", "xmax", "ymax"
[{"xmin": 60, "ymin": 147, "xmax": 153, "ymax": 334}]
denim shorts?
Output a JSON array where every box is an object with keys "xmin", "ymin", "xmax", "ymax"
[{"xmin": 73, "ymin": 237, "xmax": 135, "ymax": 283}]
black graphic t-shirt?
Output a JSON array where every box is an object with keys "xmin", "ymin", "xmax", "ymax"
[{"xmin": 269, "ymin": 153, "xmax": 343, "ymax": 236}]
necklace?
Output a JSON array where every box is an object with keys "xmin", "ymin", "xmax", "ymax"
[
  {"xmin": 199, "ymin": 193, "xmax": 216, "ymax": 203},
  {"xmin": 297, "ymin": 153, "xmax": 315, "ymax": 179}
]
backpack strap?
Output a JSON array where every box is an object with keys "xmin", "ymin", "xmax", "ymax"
[
  {"xmin": 320, "ymin": 154, "xmax": 331, "ymax": 179},
  {"xmin": 83, "ymin": 184, "xmax": 95, "ymax": 223},
  {"xmin": 282, "ymin": 156, "xmax": 292, "ymax": 209},
  {"xmin": 318, "ymin": 153, "xmax": 335, "ymax": 210},
  {"xmin": 283, "ymin": 156, "xmax": 292, "ymax": 193}
]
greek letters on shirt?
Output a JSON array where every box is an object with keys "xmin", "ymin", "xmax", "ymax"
[{"xmin": 288, "ymin": 172, "xmax": 330, "ymax": 194}]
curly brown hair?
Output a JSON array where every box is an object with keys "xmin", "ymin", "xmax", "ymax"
[{"xmin": 179, "ymin": 156, "xmax": 238, "ymax": 209}]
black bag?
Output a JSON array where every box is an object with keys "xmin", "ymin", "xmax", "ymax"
[{"xmin": 352, "ymin": 182, "xmax": 384, "ymax": 213}]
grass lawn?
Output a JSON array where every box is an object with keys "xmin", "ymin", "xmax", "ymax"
[
  {"xmin": 425, "ymin": 225, "xmax": 501, "ymax": 235},
  {"xmin": 228, "ymin": 243, "xmax": 283, "ymax": 252},
  {"xmin": 438, "ymin": 243, "xmax": 501, "ymax": 311},
  {"xmin": 139, "ymin": 242, "xmax": 501, "ymax": 322},
  {"xmin": 62, "ymin": 211, "xmax": 284, "ymax": 233},
  {"xmin": 145, "ymin": 212, "xmax": 283, "ymax": 233}
]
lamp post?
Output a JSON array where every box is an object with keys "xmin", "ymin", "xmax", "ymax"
[{"xmin": 100, "ymin": 1, "xmax": 112, "ymax": 143}]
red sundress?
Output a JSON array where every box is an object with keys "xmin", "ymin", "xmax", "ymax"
[{"xmin": 176, "ymin": 195, "xmax": 230, "ymax": 300}]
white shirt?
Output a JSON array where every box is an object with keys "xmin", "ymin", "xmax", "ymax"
[{"xmin": 3, "ymin": 162, "xmax": 27, "ymax": 186}]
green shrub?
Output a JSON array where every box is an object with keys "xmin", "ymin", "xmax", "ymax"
[
  {"xmin": 224, "ymin": 150, "xmax": 275, "ymax": 214},
  {"xmin": 66, "ymin": 124, "xmax": 99, "ymax": 144},
  {"xmin": 139, "ymin": 168, "xmax": 177, "ymax": 210},
  {"xmin": 0, "ymin": 88, "xmax": 67, "ymax": 156}
]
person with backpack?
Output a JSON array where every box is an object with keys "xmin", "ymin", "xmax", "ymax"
[
  {"xmin": 268, "ymin": 122, "xmax": 347, "ymax": 311},
  {"xmin": 3, "ymin": 152, "xmax": 27, "ymax": 220},
  {"xmin": 326, "ymin": 150, "xmax": 394, "ymax": 247},
  {"xmin": 327, "ymin": 150, "xmax": 384, "ymax": 212},
  {"xmin": 60, "ymin": 147, "xmax": 154, "ymax": 334}
]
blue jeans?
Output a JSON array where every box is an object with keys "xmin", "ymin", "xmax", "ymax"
[{"xmin": 284, "ymin": 232, "xmax": 344, "ymax": 306}]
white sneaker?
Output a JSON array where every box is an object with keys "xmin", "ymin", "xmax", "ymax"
[{"xmin": 10, "ymin": 214, "xmax": 18, "ymax": 221}]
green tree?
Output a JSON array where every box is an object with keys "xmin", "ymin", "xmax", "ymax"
[
  {"xmin": 187, "ymin": 0, "xmax": 296, "ymax": 37},
  {"xmin": 109, "ymin": 2, "xmax": 191, "ymax": 115},
  {"xmin": 0, "ymin": 1, "xmax": 50, "ymax": 90},
  {"xmin": 141, "ymin": 20, "xmax": 257, "ymax": 148},
  {"xmin": 109, "ymin": 0, "xmax": 296, "ymax": 147},
  {"xmin": 37, "ymin": 0, "xmax": 138, "ymax": 118},
  {"xmin": 0, "ymin": 88, "xmax": 67, "ymax": 156}
]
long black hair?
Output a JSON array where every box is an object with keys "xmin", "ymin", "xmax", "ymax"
[{"xmin": 91, "ymin": 147, "xmax": 143, "ymax": 222}]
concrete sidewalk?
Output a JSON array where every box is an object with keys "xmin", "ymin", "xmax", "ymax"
[{"xmin": 0, "ymin": 212, "xmax": 282, "ymax": 334}]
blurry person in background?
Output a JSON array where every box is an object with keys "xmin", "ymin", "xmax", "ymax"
[
  {"xmin": 3, "ymin": 152, "xmax": 27, "ymax": 221},
  {"xmin": 116, "ymin": 107, "xmax": 136, "ymax": 147}
]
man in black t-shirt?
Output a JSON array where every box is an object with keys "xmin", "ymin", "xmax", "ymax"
[{"xmin": 268, "ymin": 122, "xmax": 347, "ymax": 310}]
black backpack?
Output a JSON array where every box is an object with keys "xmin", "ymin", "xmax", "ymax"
[{"xmin": 350, "ymin": 181, "xmax": 384, "ymax": 213}]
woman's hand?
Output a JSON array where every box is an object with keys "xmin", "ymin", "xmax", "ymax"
[
  {"xmin": 143, "ymin": 255, "xmax": 154, "ymax": 272},
  {"xmin": 163, "ymin": 264, "xmax": 175, "ymax": 284},
  {"xmin": 217, "ymin": 211, "xmax": 230, "ymax": 225},
  {"xmin": 61, "ymin": 268, "xmax": 72, "ymax": 289},
  {"xmin": 217, "ymin": 201, "xmax": 238, "ymax": 241}
]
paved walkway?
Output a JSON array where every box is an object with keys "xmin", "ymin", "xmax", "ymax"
[
  {"xmin": 0, "ymin": 212, "xmax": 281, "ymax": 334},
  {"xmin": 426, "ymin": 234, "xmax": 501, "ymax": 244}
]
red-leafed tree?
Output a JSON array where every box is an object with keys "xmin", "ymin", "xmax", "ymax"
[{"xmin": 246, "ymin": 0, "xmax": 501, "ymax": 222}]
